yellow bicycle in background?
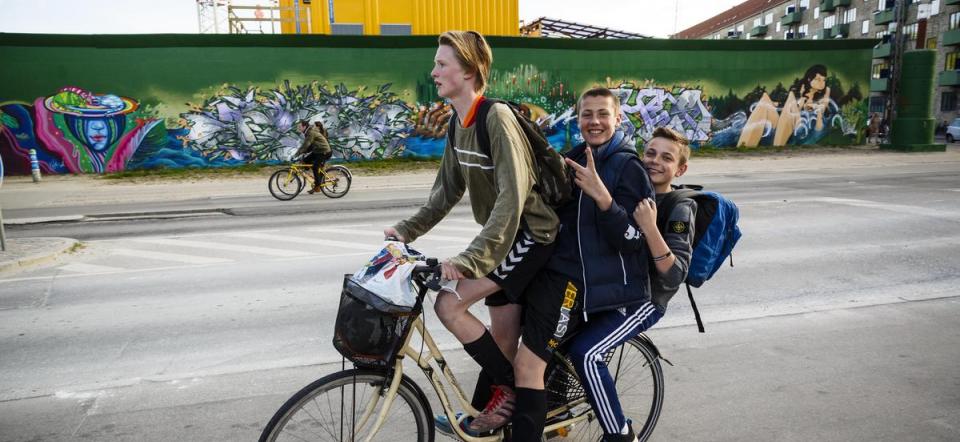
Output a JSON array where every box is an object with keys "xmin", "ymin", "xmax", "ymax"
[{"xmin": 269, "ymin": 162, "xmax": 352, "ymax": 200}]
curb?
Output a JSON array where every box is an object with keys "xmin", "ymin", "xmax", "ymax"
[{"xmin": 0, "ymin": 237, "xmax": 80, "ymax": 275}]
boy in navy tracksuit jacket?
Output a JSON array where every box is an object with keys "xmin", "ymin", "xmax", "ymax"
[{"xmin": 509, "ymin": 88, "xmax": 655, "ymax": 441}]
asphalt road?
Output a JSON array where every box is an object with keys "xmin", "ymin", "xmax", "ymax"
[{"xmin": 1, "ymin": 159, "xmax": 959, "ymax": 441}]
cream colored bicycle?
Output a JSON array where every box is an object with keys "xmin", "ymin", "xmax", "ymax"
[{"xmin": 259, "ymin": 259, "xmax": 667, "ymax": 441}]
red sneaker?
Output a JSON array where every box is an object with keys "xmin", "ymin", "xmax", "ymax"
[{"xmin": 467, "ymin": 385, "xmax": 516, "ymax": 433}]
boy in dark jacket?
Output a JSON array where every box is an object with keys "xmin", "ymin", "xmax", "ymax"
[
  {"xmin": 566, "ymin": 126, "xmax": 696, "ymax": 442},
  {"xmin": 509, "ymin": 87, "xmax": 655, "ymax": 440}
]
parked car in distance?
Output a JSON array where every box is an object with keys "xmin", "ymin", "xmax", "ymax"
[{"xmin": 946, "ymin": 118, "xmax": 960, "ymax": 143}]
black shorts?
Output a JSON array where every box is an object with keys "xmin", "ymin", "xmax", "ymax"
[
  {"xmin": 484, "ymin": 230, "xmax": 555, "ymax": 307},
  {"xmin": 521, "ymin": 270, "xmax": 585, "ymax": 362}
]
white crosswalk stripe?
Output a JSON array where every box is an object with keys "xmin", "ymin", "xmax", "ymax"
[
  {"xmin": 227, "ymin": 231, "xmax": 380, "ymax": 251},
  {"xmin": 110, "ymin": 247, "xmax": 233, "ymax": 265},
  {"xmin": 58, "ymin": 263, "xmax": 125, "ymax": 274},
  {"xmin": 130, "ymin": 238, "xmax": 312, "ymax": 257},
  {"xmin": 307, "ymin": 226, "xmax": 473, "ymax": 244}
]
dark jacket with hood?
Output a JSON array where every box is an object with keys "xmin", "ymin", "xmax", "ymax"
[{"xmin": 545, "ymin": 130, "xmax": 656, "ymax": 317}]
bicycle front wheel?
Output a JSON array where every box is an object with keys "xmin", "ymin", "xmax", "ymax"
[
  {"xmin": 269, "ymin": 169, "xmax": 303, "ymax": 201},
  {"xmin": 545, "ymin": 336, "xmax": 664, "ymax": 441},
  {"xmin": 319, "ymin": 165, "xmax": 352, "ymax": 198},
  {"xmin": 259, "ymin": 369, "xmax": 433, "ymax": 442}
]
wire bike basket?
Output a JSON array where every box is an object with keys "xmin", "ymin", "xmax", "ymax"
[{"xmin": 332, "ymin": 275, "xmax": 420, "ymax": 368}]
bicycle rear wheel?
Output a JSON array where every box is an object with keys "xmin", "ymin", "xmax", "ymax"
[
  {"xmin": 545, "ymin": 336, "xmax": 664, "ymax": 441},
  {"xmin": 269, "ymin": 169, "xmax": 303, "ymax": 201},
  {"xmin": 319, "ymin": 165, "xmax": 352, "ymax": 198},
  {"xmin": 259, "ymin": 369, "xmax": 433, "ymax": 442}
]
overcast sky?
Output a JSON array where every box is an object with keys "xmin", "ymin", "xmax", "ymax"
[{"xmin": 0, "ymin": 0, "xmax": 743, "ymax": 38}]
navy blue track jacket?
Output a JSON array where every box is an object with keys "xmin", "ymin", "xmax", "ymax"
[{"xmin": 545, "ymin": 131, "xmax": 656, "ymax": 317}]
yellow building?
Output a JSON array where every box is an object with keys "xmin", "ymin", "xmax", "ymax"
[{"xmin": 277, "ymin": 0, "xmax": 519, "ymax": 36}]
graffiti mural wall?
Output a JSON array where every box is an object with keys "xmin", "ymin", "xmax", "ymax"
[{"xmin": 0, "ymin": 34, "xmax": 874, "ymax": 174}]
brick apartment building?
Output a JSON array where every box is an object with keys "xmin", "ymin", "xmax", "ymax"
[{"xmin": 674, "ymin": 0, "xmax": 960, "ymax": 128}]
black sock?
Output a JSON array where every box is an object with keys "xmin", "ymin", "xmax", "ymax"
[
  {"xmin": 463, "ymin": 330, "xmax": 515, "ymax": 387},
  {"xmin": 471, "ymin": 369, "xmax": 494, "ymax": 410},
  {"xmin": 509, "ymin": 387, "xmax": 546, "ymax": 441}
]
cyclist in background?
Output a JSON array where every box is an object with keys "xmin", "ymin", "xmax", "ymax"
[{"xmin": 294, "ymin": 119, "xmax": 332, "ymax": 194}]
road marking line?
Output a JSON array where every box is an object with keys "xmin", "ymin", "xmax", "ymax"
[
  {"xmin": 307, "ymin": 226, "xmax": 469, "ymax": 243},
  {"xmin": 110, "ymin": 248, "xmax": 233, "ymax": 265},
  {"xmin": 811, "ymin": 197, "xmax": 960, "ymax": 220},
  {"xmin": 130, "ymin": 238, "xmax": 312, "ymax": 257},
  {"xmin": 58, "ymin": 263, "xmax": 125, "ymax": 274},
  {"xmin": 227, "ymin": 232, "xmax": 380, "ymax": 251}
]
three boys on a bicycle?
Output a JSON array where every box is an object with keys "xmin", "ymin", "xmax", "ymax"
[{"xmin": 386, "ymin": 29, "xmax": 696, "ymax": 442}]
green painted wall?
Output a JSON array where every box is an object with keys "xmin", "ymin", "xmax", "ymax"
[{"xmin": 0, "ymin": 33, "xmax": 875, "ymax": 174}]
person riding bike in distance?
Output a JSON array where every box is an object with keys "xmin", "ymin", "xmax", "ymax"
[
  {"xmin": 383, "ymin": 30, "xmax": 560, "ymax": 436},
  {"xmin": 509, "ymin": 87, "xmax": 655, "ymax": 441},
  {"xmin": 294, "ymin": 119, "xmax": 332, "ymax": 194}
]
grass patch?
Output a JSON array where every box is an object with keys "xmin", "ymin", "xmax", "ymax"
[
  {"xmin": 101, "ymin": 158, "xmax": 441, "ymax": 181},
  {"xmin": 68, "ymin": 242, "xmax": 86, "ymax": 254},
  {"xmin": 692, "ymin": 144, "xmax": 872, "ymax": 158}
]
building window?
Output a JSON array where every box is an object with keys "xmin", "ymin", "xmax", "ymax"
[
  {"xmin": 754, "ymin": 17, "xmax": 763, "ymax": 27},
  {"xmin": 941, "ymin": 92, "xmax": 957, "ymax": 112},
  {"xmin": 844, "ymin": 8, "xmax": 857, "ymax": 24},
  {"xmin": 766, "ymin": 12, "xmax": 774, "ymax": 25},
  {"xmin": 777, "ymin": 21, "xmax": 782, "ymax": 33},
  {"xmin": 799, "ymin": 0, "xmax": 809, "ymax": 8},
  {"xmin": 947, "ymin": 52, "xmax": 959, "ymax": 71},
  {"xmin": 931, "ymin": 0, "xmax": 941, "ymax": 16},
  {"xmin": 903, "ymin": 23, "xmax": 918, "ymax": 41},
  {"xmin": 951, "ymin": 12, "xmax": 960, "ymax": 30},
  {"xmin": 814, "ymin": 6, "xmax": 820, "ymax": 19},
  {"xmin": 927, "ymin": 37, "xmax": 938, "ymax": 49},
  {"xmin": 824, "ymin": 15, "xmax": 836, "ymax": 28},
  {"xmin": 862, "ymin": 20, "xmax": 870, "ymax": 35},
  {"xmin": 800, "ymin": 24, "xmax": 809, "ymax": 37},
  {"xmin": 872, "ymin": 62, "xmax": 891, "ymax": 79},
  {"xmin": 869, "ymin": 97, "xmax": 885, "ymax": 114}
]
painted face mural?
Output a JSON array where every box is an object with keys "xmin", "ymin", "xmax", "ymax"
[{"xmin": 0, "ymin": 87, "xmax": 161, "ymax": 174}]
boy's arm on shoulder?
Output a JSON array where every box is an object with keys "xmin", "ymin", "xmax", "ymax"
[
  {"xmin": 596, "ymin": 158, "xmax": 654, "ymax": 252},
  {"xmin": 656, "ymin": 199, "xmax": 697, "ymax": 290}
]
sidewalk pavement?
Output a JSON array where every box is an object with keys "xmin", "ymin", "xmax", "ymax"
[{"xmin": 1, "ymin": 145, "xmax": 958, "ymax": 275}]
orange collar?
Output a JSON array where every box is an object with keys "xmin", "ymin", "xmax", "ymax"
[{"xmin": 461, "ymin": 96, "xmax": 485, "ymax": 128}]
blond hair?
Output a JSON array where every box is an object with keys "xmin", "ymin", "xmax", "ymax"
[
  {"xmin": 651, "ymin": 127, "xmax": 691, "ymax": 167},
  {"xmin": 438, "ymin": 30, "xmax": 493, "ymax": 93},
  {"xmin": 576, "ymin": 87, "xmax": 621, "ymax": 116}
]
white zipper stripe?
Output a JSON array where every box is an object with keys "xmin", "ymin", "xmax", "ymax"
[
  {"xmin": 457, "ymin": 161, "xmax": 494, "ymax": 170},
  {"xmin": 575, "ymin": 191, "xmax": 589, "ymax": 322}
]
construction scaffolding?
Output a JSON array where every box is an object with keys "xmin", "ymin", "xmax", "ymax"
[
  {"xmin": 196, "ymin": 0, "xmax": 304, "ymax": 34},
  {"xmin": 520, "ymin": 17, "xmax": 650, "ymax": 39}
]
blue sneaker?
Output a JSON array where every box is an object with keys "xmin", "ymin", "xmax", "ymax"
[{"xmin": 435, "ymin": 412, "xmax": 479, "ymax": 438}]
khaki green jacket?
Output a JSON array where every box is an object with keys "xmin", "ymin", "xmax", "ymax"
[
  {"xmin": 394, "ymin": 103, "xmax": 559, "ymax": 277},
  {"xmin": 295, "ymin": 126, "xmax": 332, "ymax": 157}
]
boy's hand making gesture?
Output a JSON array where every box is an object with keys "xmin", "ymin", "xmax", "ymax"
[{"xmin": 565, "ymin": 146, "xmax": 613, "ymax": 211}]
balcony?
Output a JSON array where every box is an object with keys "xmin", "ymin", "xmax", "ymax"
[
  {"xmin": 945, "ymin": 28, "xmax": 960, "ymax": 46},
  {"xmin": 871, "ymin": 78, "xmax": 889, "ymax": 92},
  {"xmin": 831, "ymin": 23, "xmax": 850, "ymax": 38},
  {"xmin": 781, "ymin": 10, "xmax": 804, "ymax": 26},
  {"xmin": 874, "ymin": 9, "xmax": 895, "ymax": 25},
  {"xmin": 939, "ymin": 70, "xmax": 960, "ymax": 87},
  {"xmin": 820, "ymin": 0, "xmax": 836, "ymax": 12},
  {"xmin": 873, "ymin": 43, "xmax": 892, "ymax": 58},
  {"xmin": 947, "ymin": 0, "xmax": 960, "ymax": 5},
  {"xmin": 750, "ymin": 25, "xmax": 768, "ymax": 37},
  {"xmin": 834, "ymin": 0, "xmax": 851, "ymax": 7},
  {"xmin": 817, "ymin": 28, "xmax": 833, "ymax": 39}
]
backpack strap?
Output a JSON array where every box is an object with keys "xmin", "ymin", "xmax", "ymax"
[
  {"xmin": 473, "ymin": 98, "xmax": 498, "ymax": 157},
  {"xmin": 686, "ymin": 283, "xmax": 706, "ymax": 333},
  {"xmin": 656, "ymin": 188, "xmax": 699, "ymax": 236}
]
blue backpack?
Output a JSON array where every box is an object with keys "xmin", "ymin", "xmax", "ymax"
[{"xmin": 657, "ymin": 185, "xmax": 742, "ymax": 332}]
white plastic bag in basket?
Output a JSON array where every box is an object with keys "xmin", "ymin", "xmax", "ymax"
[{"xmin": 351, "ymin": 241, "xmax": 423, "ymax": 309}]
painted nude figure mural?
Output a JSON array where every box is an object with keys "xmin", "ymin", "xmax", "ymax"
[{"xmin": 737, "ymin": 65, "xmax": 832, "ymax": 147}]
